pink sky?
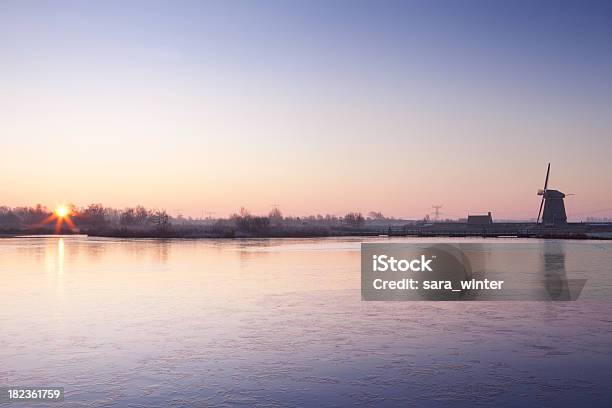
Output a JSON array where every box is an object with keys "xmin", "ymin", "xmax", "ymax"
[{"xmin": 2, "ymin": 2, "xmax": 612, "ymax": 221}]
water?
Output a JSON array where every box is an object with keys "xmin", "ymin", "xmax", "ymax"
[{"xmin": 1, "ymin": 236, "xmax": 611, "ymax": 407}]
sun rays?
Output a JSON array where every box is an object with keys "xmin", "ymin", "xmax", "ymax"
[{"xmin": 41, "ymin": 205, "xmax": 76, "ymax": 233}]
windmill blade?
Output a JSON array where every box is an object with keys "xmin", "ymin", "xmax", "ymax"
[
  {"xmin": 543, "ymin": 163, "xmax": 550, "ymax": 191},
  {"xmin": 537, "ymin": 196, "xmax": 545, "ymax": 224}
]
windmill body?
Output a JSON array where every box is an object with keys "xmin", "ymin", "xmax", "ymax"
[
  {"xmin": 537, "ymin": 164, "xmax": 568, "ymax": 226},
  {"xmin": 540, "ymin": 189, "xmax": 567, "ymax": 225}
]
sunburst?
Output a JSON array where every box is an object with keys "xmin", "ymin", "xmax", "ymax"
[{"xmin": 42, "ymin": 205, "xmax": 77, "ymax": 233}]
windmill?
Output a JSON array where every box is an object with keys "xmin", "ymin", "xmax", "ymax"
[{"xmin": 536, "ymin": 163, "xmax": 568, "ymax": 225}]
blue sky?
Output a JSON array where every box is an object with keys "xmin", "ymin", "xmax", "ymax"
[{"xmin": 2, "ymin": 1, "xmax": 612, "ymax": 219}]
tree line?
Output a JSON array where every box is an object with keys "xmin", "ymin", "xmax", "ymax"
[{"xmin": 0, "ymin": 204, "xmax": 407, "ymax": 237}]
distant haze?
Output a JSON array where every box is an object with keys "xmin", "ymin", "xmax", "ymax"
[{"xmin": 2, "ymin": 1, "xmax": 612, "ymax": 220}]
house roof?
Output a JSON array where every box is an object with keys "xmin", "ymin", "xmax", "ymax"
[{"xmin": 467, "ymin": 214, "xmax": 492, "ymax": 225}]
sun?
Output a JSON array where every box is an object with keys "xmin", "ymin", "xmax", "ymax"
[
  {"xmin": 55, "ymin": 205, "xmax": 70, "ymax": 218},
  {"xmin": 41, "ymin": 205, "xmax": 76, "ymax": 233}
]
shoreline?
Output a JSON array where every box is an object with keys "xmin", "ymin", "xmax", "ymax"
[
  {"xmin": 3, "ymin": 220, "xmax": 612, "ymax": 240},
  {"xmin": 2, "ymin": 230, "xmax": 611, "ymax": 240}
]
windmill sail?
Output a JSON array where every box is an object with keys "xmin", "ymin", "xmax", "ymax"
[
  {"xmin": 536, "ymin": 163, "xmax": 550, "ymax": 223},
  {"xmin": 536, "ymin": 163, "xmax": 567, "ymax": 225}
]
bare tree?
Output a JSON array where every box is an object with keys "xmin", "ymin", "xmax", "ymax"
[
  {"xmin": 268, "ymin": 207, "xmax": 283, "ymax": 227},
  {"xmin": 151, "ymin": 209, "xmax": 170, "ymax": 232},
  {"xmin": 344, "ymin": 212, "xmax": 365, "ymax": 228}
]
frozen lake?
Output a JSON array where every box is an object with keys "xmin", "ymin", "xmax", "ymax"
[{"xmin": 1, "ymin": 236, "xmax": 611, "ymax": 407}]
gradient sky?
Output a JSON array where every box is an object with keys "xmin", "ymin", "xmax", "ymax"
[{"xmin": 2, "ymin": 0, "xmax": 612, "ymax": 220}]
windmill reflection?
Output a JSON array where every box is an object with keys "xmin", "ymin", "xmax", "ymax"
[{"xmin": 542, "ymin": 240, "xmax": 570, "ymax": 300}]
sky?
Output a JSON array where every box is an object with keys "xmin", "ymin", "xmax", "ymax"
[{"xmin": 1, "ymin": 0, "xmax": 612, "ymax": 220}]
